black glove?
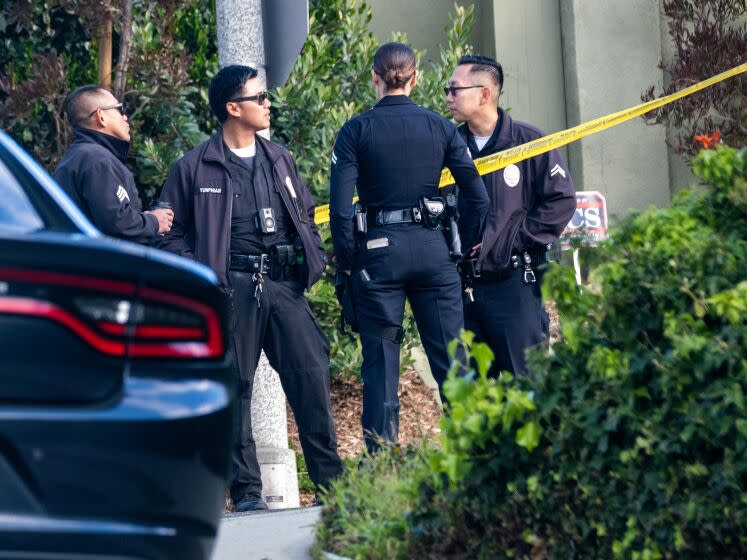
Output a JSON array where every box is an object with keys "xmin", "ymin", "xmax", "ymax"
[{"xmin": 334, "ymin": 271, "xmax": 359, "ymax": 336}]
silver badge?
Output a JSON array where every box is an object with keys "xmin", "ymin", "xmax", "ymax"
[{"xmin": 503, "ymin": 164, "xmax": 520, "ymax": 188}]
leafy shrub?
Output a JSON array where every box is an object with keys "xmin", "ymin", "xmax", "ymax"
[
  {"xmin": 641, "ymin": 0, "xmax": 746, "ymax": 155},
  {"xmin": 413, "ymin": 145, "xmax": 747, "ymax": 559},
  {"xmin": 313, "ymin": 445, "xmax": 432, "ymax": 559},
  {"xmin": 0, "ymin": 0, "xmax": 216, "ymax": 203},
  {"xmin": 316, "ymin": 146, "xmax": 747, "ymax": 559}
]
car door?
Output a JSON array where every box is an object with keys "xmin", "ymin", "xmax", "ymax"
[{"xmin": 0, "ymin": 133, "xmax": 233, "ymax": 560}]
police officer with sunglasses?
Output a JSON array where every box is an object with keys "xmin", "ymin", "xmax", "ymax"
[
  {"xmin": 54, "ymin": 85, "xmax": 173, "ymax": 242},
  {"xmin": 330, "ymin": 42, "xmax": 489, "ymax": 453},
  {"xmin": 159, "ymin": 65, "xmax": 343, "ymax": 512}
]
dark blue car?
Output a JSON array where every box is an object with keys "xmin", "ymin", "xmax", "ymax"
[{"xmin": 0, "ymin": 129, "xmax": 235, "ymax": 559}]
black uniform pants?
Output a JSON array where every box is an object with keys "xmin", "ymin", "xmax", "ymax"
[
  {"xmin": 228, "ymin": 271, "xmax": 343, "ymax": 503},
  {"xmin": 464, "ymin": 266, "xmax": 549, "ymax": 377},
  {"xmin": 351, "ymin": 225, "xmax": 464, "ymax": 452}
]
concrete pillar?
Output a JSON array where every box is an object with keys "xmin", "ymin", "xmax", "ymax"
[
  {"xmin": 658, "ymin": 3, "xmax": 697, "ymax": 195},
  {"xmin": 560, "ymin": 0, "xmax": 671, "ymax": 217},
  {"xmin": 215, "ymin": 0, "xmax": 300, "ymax": 510},
  {"xmin": 488, "ymin": 0, "xmax": 568, "ymax": 147}
]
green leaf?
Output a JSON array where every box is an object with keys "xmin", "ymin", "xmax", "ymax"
[{"xmin": 515, "ymin": 421, "xmax": 541, "ymax": 452}]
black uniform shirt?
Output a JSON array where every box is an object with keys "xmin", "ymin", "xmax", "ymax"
[
  {"xmin": 226, "ymin": 141, "xmax": 292, "ymax": 255},
  {"xmin": 329, "ymin": 95, "xmax": 488, "ymax": 270}
]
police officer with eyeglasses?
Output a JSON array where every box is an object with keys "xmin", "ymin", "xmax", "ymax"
[
  {"xmin": 446, "ymin": 55, "xmax": 576, "ymax": 377},
  {"xmin": 330, "ymin": 42, "xmax": 489, "ymax": 453},
  {"xmin": 54, "ymin": 85, "xmax": 173, "ymax": 242}
]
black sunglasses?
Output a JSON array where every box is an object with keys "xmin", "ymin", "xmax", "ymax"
[
  {"xmin": 443, "ymin": 85, "xmax": 485, "ymax": 96},
  {"xmin": 229, "ymin": 91, "xmax": 269, "ymax": 105},
  {"xmin": 89, "ymin": 102, "xmax": 127, "ymax": 118}
]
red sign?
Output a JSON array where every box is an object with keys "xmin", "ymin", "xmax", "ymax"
[{"xmin": 560, "ymin": 191, "xmax": 608, "ymax": 250}]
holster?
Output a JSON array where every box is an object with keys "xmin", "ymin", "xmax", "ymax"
[
  {"xmin": 335, "ymin": 271, "xmax": 359, "ymax": 335},
  {"xmin": 443, "ymin": 193, "xmax": 462, "ymax": 261}
]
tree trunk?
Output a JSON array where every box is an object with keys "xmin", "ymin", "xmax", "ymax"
[
  {"xmin": 113, "ymin": 0, "xmax": 133, "ymax": 100},
  {"xmin": 98, "ymin": 15, "xmax": 113, "ymax": 89}
]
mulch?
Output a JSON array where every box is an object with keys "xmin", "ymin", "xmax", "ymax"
[{"xmin": 288, "ymin": 366, "xmax": 443, "ymax": 506}]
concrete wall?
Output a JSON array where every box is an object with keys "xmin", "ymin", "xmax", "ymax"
[
  {"xmin": 489, "ymin": 0, "xmax": 567, "ymax": 140},
  {"xmin": 658, "ymin": 6, "xmax": 697, "ymax": 194},
  {"xmin": 368, "ymin": 1, "xmax": 497, "ymax": 63},
  {"xmin": 560, "ymin": 0, "xmax": 670, "ymax": 218}
]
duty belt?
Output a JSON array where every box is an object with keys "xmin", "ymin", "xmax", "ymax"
[
  {"xmin": 368, "ymin": 207, "xmax": 422, "ymax": 227},
  {"xmin": 229, "ymin": 253, "xmax": 270, "ymax": 274},
  {"xmin": 462, "ymin": 248, "xmax": 549, "ymax": 302}
]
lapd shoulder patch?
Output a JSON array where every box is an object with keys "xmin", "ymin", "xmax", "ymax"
[{"xmin": 115, "ymin": 185, "xmax": 130, "ymax": 203}]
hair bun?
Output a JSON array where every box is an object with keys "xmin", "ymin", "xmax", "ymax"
[{"xmin": 373, "ymin": 42, "xmax": 416, "ymax": 91}]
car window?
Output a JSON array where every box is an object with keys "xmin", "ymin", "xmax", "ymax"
[{"xmin": 0, "ymin": 159, "xmax": 45, "ymax": 233}]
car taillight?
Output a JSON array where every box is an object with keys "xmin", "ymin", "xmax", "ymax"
[{"xmin": 0, "ymin": 267, "xmax": 224, "ymax": 359}]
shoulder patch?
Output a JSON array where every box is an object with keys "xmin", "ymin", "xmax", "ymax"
[{"xmin": 115, "ymin": 185, "xmax": 130, "ymax": 203}]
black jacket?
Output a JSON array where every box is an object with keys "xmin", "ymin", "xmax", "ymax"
[
  {"xmin": 53, "ymin": 128, "xmax": 158, "ymax": 242},
  {"xmin": 330, "ymin": 95, "xmax": 489, "ymax": 270},
  {"xmin": 459, "ymin": 109, "xmax": 576, "ymax": 271},
  {"xmin": 157, "ymin": 131, "xmax": 326, "ymax": 292}
]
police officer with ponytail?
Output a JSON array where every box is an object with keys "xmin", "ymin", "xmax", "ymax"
[{"xmin": 330, "ymin": 42, "xmax": 489, "ymax": 452}]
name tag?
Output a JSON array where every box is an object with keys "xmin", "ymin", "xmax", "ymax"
[{"xmin": 366, "ymin": 237, "xmax": 389, "ymax": 250}]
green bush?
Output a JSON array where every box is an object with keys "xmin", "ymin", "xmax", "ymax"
[
  {"xmin": 315, "ymin": 145, "xmax": 747, "ymax": 559},
  {"xmin": 0, "ymin": 0, "xmax": 217, "ymax": 203},
  {"xmin": 313, "ymin": 445, "xmax": 432, "ymax": 559},
  {"xmin": 418, "ymin": 145, "xmax": 747, "ymax": 559}
]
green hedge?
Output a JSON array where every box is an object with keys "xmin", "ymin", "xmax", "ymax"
[{"xmin": 316, "ymin": 146, "xmax": 747, "ymax": 559}]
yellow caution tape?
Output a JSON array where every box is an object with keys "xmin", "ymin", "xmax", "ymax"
[{"xmin": 315, "ymin": 63, "xmax": 746, "ymax": 225}]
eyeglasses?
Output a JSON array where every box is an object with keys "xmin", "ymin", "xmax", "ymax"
[
  {"xmin": 443, "ymin": 85, "xmax": 485, "ymax": 96},
  {"xmin": 89, "ymin": 102, "xmax": 127, "ymax": 118},
  {"xmin": 229, "ymin": 91, "xmax": 269, "ymax": 105}
]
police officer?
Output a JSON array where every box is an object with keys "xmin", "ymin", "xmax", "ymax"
[
  {"xmin": 330, "ymin": 42, "xmax": 489, "ymax": 452},
  {"xmin": 54, "ymin": 85, "xmax": 173, "ymax": 242},
  {"xmin": 446, "ymin": 54, "xmax": 576, "ymax": 377},
  {"xmin": 159, "ymin": 65, "xmax": 343, "ymax": 512}
]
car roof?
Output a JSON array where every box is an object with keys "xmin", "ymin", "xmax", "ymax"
[
  {"xmin": 0, "ymin": 129, "xmax": 99, "ymax": 237},
  {"xmin": 0, "ymin": 130, "xmax": 219, "ymax": 286}
]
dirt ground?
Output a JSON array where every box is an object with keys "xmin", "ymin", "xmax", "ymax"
[{"xmin": 288, "ymin": 366, "xmax": 443, "ymax": 506}]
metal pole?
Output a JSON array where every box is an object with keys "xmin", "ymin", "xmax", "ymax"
[{"xmin": 215, "ymin": 0, "xmax": 300, "ymax": 509}]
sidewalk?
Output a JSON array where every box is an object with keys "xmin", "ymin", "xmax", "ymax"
[{"xmin": 213, "ymin": 506, "xmax": 321, "ymax": 560}]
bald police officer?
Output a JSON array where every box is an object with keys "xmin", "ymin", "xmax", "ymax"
[{"xmin": 54, "ymin": 85, "xmax": 172, "ymax": 242}]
